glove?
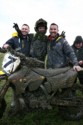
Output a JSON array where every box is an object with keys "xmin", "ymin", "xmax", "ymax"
[
  {"xmin": 13, "ymin": 23, "xmax": 23, "ymax": 39},
  {"xmin": 13, "ymin": 23, "xmax": 19, "ymax": 31}
]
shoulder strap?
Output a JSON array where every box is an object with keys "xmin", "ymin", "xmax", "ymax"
[{"xmin": 56, "ymin": 36, "xmax": 63, "ymax": 42}]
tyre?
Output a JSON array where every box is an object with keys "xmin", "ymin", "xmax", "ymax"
[
  {"xmin": 58, "ymin": 87, "xmax": 83, "ymax": 120},
  {"xmin": 59, "ymin": 105, "xmax": 83, "ymax": 120},
  {"xmin": 0, "ymin": 98, "xmax": 6, "ymax": 118}
]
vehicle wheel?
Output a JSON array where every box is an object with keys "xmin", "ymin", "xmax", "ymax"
[
  {"xmin": 59, "ymin": 105, "xmax": 83, "ymax": 120},
  {"xmin": 0, "ymin": 98, "xmax": 6, "ymax": 118},
  {"xmin": 58, "ymin": 88, "xmax": 83, "ymax": 120}
]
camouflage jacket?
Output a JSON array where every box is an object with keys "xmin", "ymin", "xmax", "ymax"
[
  {"xmin": 72, "ymin": 46, "xmax": 83, "ymax": 61},
  {"xmin": 30, "ymin": 33, "xmax": 48, "ymax": 61}
]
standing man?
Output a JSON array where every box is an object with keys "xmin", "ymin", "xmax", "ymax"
[
  {"xmin": 3, "ymin": 24, "xmax": 31, "ymax": 57},
  {"xmin": 2, "ymin": 24, "xmax": 31, "ymax": 108},
  {"xmin": 72, "ymin": 36, "xmax": 83, "ymax": 84},
  {"xmin": 46, "ymin": 23, "xmax": 81, "ymax": 71},
  {"xmin": 30, "ymin": 18, "xmax": 48, "ymax": 61}
]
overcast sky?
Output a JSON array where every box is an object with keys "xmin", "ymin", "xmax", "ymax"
[{"xmin": 0, "ymin": 0, "xmax": 83, "ymax": 47}]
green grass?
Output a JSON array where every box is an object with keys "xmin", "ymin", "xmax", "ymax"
[
  {"xmin": 0, "ymin": 53, "xmax": 4, "ymax": 69},
  {"xmin": 1, "ymin": 88, "xmax": 83, "ymax": 125},
  {"xmin": 0, "ymin": 53, "xmax": 83, "ymax": 125},
  {"xmin": 1, "ymin": 92, "xmax": 83, "ymax": 125}
]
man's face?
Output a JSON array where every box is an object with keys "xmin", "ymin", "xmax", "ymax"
[
  {"xmin": 49, "ymin": 24, "xmax": 58, "ymax": 38},
  {"xmin": 21, "ymin": 25, "xmax": 30, "ymax": 36},
  {"xmin": 75, "ymin": 42, "xmax": 83, "ymax": 49},
  {"xmin": 38, "ymin": 26, "xmax": 46, "ymax": 33}
]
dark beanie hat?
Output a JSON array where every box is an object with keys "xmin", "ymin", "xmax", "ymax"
[{"xmin": 74, "ymin": 36, "xmax": 83, "ymax": 44}]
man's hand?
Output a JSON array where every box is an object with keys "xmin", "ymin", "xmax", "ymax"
[
  {"xmin": 13, "ymin": 23, "xmax": 23, "ymax": 39},
  {"xmin": 3, "ymin": 44, "xmax": 9, "ymax": 49},
  {"xmin": 78, "ymin": 60, "xmax": 83, "ymax": 65},
  {"xmin": 13, "ymin": 23, "xmax": 19, "ymax": 31},
  {"xmin": 73, "ymin": 65, "xmax": 82, "ymax": 72}
]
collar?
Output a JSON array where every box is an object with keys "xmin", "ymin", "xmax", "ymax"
[{"xmin": 48, "ymin": 34, "xmax": 59, "ymax": 41}]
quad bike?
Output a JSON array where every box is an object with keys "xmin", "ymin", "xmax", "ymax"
[{"xmin": 0, "ymin": 47, "xmax": 83, "ymax": 120}]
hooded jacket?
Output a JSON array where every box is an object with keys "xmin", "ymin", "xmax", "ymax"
[
  {"xmin": 72, "ymin": 36, "xmax": 83, "ymax": 62},
  {"xmin": 30, "ymin": 18, "xmax": 48, "ymax": 61},
  {"xmin": 46, "ymin": 35, "xmax": 78, "ymax": 68},
  {"xmin": 30, "ymin": 33, "xmax": 48, "ymax": 61}
]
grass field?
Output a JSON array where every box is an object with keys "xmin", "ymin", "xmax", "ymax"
[{"xmin": 0, "ymin": 53, "xmax": 83, "ymax": 125}]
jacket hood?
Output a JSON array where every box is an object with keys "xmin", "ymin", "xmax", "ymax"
[{"xmin": 34, "ymin": 18, "xmax": 47, "ymax": 33}]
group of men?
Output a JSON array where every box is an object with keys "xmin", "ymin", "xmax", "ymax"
[
  {"xmin": 2, "ymin": 18, "xmax": 83, "ymax": 108},
  {"xmin": 3, "ymin": 18, "xmax": 81, "ymax": 72}
]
